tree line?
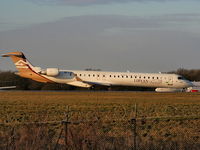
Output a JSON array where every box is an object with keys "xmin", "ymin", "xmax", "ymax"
[
  {"xmin": 171, "ymin": 68, "xmax": 200, "ymax": 81},
  {"xmin": 0, "ymin": 68, "xmax": 199, "ymax": 91}
]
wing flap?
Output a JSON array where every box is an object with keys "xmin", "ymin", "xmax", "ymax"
[
  {"xmin": 83, "ymin": 81, "xmax": 111, "ymax": 86},
  {"xmin": 67, "ymin": 81, "xmax": 92, "ymax": 88}
]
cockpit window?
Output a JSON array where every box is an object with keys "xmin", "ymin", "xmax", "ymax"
[
  {"xmin": 178, "ymin": 76, "xmax": 185, "ymax": 80},
  {"xmin": 178, "ymin": 77, "xmax": 182, "ymax": 80}
]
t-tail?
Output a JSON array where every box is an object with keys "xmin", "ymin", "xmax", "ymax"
[{"xmin": 2, "ymin": 52, "xmax": 53, "ymax": 83}]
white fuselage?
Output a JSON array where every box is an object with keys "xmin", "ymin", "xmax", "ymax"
[{"xmin": 43, "ymin": 70, "xmax": 192, "ymax": 88}]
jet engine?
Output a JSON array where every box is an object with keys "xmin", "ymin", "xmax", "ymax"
[
  {"xmin": 155, "ymin": 88, "xmax": 183, "ymax": 93},
  {"xmin": 33, "ymin": 67, "xmax": 42, "ymax": 73},
  {"xmin": 45, "ymin": 68, "xmax": 59, "ymax": 76}
]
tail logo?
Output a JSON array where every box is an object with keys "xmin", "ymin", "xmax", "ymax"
[{"xmin": 15, "ymin": 60, "xmax": 29, "ymax": 69}]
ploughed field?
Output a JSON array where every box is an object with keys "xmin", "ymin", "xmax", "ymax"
[{"xmin": 1, "ymin": 91, "xmax": 200, "ymax": 149}]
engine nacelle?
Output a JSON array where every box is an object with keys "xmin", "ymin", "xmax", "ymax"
[
  {"xmin": 33, "ymin": 67, "xmax": 42, "ymax": 73},
  {"xmin": 155, "ymin": 88, "xmax": 183, "ymax": 93},
  {"xmin": 45, "ymin": 68, "xmax": 59, "ymax": 77}
]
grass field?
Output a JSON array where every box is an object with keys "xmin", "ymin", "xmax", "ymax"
[
  {"xmin": 0, "ymin": 91, "xmax": 200, "ymax": 123},
  {"xmin": 1, "ymin": 91, "xmax": 200, "ymax": 149}
]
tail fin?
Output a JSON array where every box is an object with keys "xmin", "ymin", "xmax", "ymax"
[
  {"xmin": 2, "ymin": 52, "xmax": 53, "ymax": 83},
  {"xmin": 2, "ymin": 52, "xmax": 33, "ymax": 71}
]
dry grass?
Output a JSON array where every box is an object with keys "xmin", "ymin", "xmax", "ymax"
[
  {"xmin": 0, "ymin": 91, "xmax": 200, "ymax": 123},
  {"xmin": 1, "ymin": 91, "xmax": 200, "ymax": 149}
]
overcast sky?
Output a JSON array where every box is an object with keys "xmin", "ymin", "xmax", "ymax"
[{"xmin": 0, "ymin": 0, "xmax": 200, "ymax": 73}]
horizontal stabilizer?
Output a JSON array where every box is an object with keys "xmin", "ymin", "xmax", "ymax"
[{"xmin": 2, "ymin": 52, "xmax": 26, "ymax": 59}]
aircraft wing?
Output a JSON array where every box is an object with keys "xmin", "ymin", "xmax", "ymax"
[
  {"xmin": 83, "ymin": 81, "xmax": 112, "ymax": 86},
  {"xmin": 74, "ymin": 74, "xmax": 112, "ymax": 86},
  {"xmin": 0, "ymin": 86, "xmax": 16, "ymax": 90}
]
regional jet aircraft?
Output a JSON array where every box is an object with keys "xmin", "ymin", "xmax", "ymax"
[{"xmin": 2, "ymin": 52, "xmax": 193, "ymax": 92}]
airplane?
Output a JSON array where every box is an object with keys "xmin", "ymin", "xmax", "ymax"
[{"xmin": 2, "ymin": 51, "xmax": 193, "ymax": 92}]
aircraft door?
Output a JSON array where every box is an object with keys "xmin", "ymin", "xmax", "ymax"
[{"xmin": 168, "ymin": 77, "xmax": 173, "ymax": 86}]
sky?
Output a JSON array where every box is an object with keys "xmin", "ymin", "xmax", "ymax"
[{"xmin": 0, "ymin": 0, "xmax": 200, "ymax": 73}]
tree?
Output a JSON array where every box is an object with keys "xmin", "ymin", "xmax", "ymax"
[
  {"xmin": 172, "ymin": 68, "xmax": 200, "ymax": 81},
  {"xmin": 0, "ymin": 71, "xmax": 29, "ymax": 90}
]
